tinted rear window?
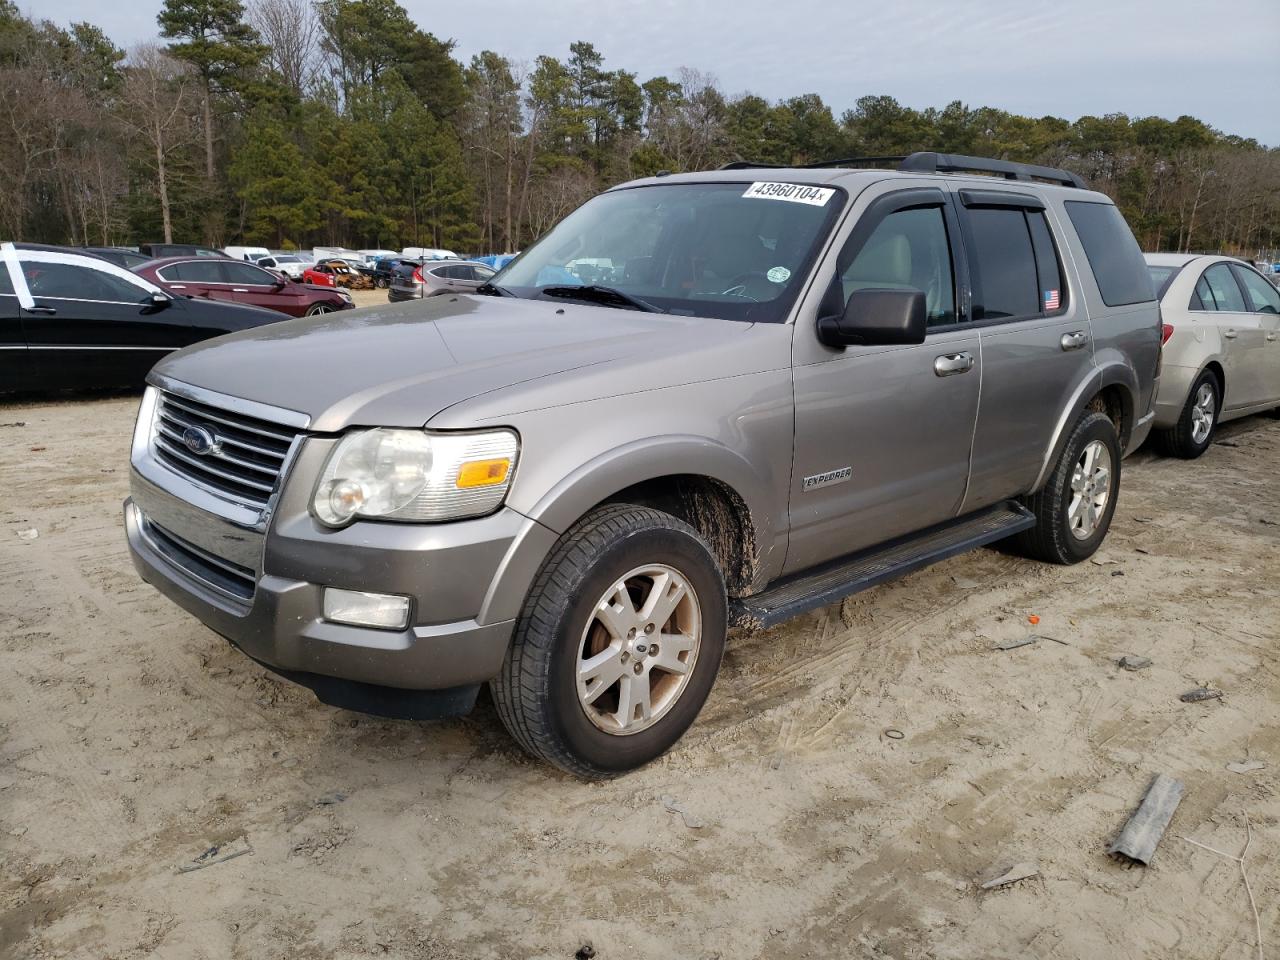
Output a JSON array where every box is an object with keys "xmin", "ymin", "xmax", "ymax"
[
  {"xmin": 1065, "ymin": 201, "xmax": 1154, "ymax": 307},
  {"xmin": 966, "ymin": 206, "xmax": 1039, "ymax": 320}
]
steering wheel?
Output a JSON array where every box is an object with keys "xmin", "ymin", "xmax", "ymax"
[{"xmin": 720, "ymin": 271, "xmax": 772, "ymax": 302}]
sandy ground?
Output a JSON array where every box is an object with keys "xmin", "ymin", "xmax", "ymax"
[{"xmin": 1, "ymin": 388, "xmax": 1278, "ymax": 960}]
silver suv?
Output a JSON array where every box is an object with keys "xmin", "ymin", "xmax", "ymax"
[
  {"xmin": 125, "ymin": 153, "xmax": 1160, "ymax": 777},
  {"xmin": 387, "ymin": 259, "xmax": 496, "ymax": 302}
]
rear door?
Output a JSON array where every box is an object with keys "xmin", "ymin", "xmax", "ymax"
[
  {"xmin": 788, "ymin": 182, "xmax": 981, "ymax": 572},
  {"xmin": 1230, "ymin": 263, "xmax": 1280, "ymax": 404},
  {"xmin": 1198, "ymin": 262, "xmax": 1266, "ymax": 409},
  {"xmin": 956, "ymin": 189, "xmax": 1093, "ymax": 511},
  {"xmin": 17, "ymin": 252, "xmax": 190, "ymax": 389}
]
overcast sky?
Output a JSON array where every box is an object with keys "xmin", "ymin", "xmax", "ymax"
[{"xmin": 31, "ymin": 0, "xmax": 1280, "ymax": 145}]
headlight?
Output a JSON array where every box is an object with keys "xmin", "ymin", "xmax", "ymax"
[
  {"xmin": 337, "ymin": 290, "xmax": 353, "ymax": 301},
  {"xmin": 311, "ymin": 429, "xmax": 518, "ymax": 526}
]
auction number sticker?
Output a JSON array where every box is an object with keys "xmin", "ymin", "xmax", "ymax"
[{"xmin": 743, "ymin": 182, "xmax": 835, "ymax": 206}]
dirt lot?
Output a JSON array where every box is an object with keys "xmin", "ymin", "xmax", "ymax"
[{"xmin": 2, "ymin": 393, "xmax": 1278, "ymax": 960}]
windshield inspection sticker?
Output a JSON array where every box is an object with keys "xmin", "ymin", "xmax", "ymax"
[
  {"xmin": 767, "ymin": 266, "xmax": 791, "ymax": 284},
  {"xmin": 743, "ymin": 182, "xmax": 835, "ymax": 206}
]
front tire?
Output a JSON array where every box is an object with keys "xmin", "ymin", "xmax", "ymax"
[
  {"xmin": 491, "ymin": 504, "xmax": 727, "ymax": 778},
  {"xmin": 1155, "ymin": 371, "xmax": 1219, "ymax": 458},
  {"xmin": 305, "ymin": 303, "xmax": 334, "ymax": 316},
  {"xmin": 1012, "ymin": 410, "xmax": 1120, "ymax": 564}
]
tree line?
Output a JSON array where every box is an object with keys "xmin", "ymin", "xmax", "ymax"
[{"xmin": 2, "ymin": 0, "xmax": 1277, "ymax": 258}]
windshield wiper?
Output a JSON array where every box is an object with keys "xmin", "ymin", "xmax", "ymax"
[
  {"xmin": 540, "ymin": 285, "xmax": 666, "ymax": 314},
  {"xmin": 476, "ymin": 281, "xmax": 511, "ymax": 297}
]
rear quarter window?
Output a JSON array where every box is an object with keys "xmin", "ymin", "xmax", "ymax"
[{"xmin": 1064, "ymin": 201, "xmax": 1154, "ymax": 307}]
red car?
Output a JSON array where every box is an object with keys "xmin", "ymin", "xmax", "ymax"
[
  {"xmin": 135, "ymin": 257, "xmax": 354, "ymax": 317},
  {"xmin": 302, "ymin": 259, "xmax": 358, "ymax": 288}
]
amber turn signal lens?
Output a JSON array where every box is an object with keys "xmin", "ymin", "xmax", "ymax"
[{"xmin": 456, "ymin": 458, "xmax": 511, "ymax": 488}]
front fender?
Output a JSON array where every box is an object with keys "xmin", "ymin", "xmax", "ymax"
[{"xmin": 523, "ymin": 434, "xmax": 783, "ymax": 586}]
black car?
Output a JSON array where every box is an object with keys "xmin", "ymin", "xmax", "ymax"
[
  {"xmin": 369, "ymin": 256, "xmax": 419, "ymax": 289},
  {"xmin": 1, "ymin": 243, "xmax": 289, "ymax": 392},
  {"xmin": 81, "ymin": 246, "xmax": 151, "ymax": 270}
]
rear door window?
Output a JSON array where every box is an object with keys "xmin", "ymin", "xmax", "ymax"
[
  {"xmin": 1064, "ymin": 201, "xmax": 1154, "ymax": 306},
  {"xmin": 1202, "ymin": 264, "xmax": 1247, "ymax": 313},
  {"xmin": 965, "ymin": 207, "xmax": 1039, "ymax": 320},
  {"xmin": 164, "ymin": 260, "xmax": 225, "ymax": 283},
  {"xmin": 1232, "ymin": 265, "xmax": 1280, "ymax": 314},
  {"xmin": 1026, "ymin": 211, "xmax": 1066, "ymax": 313}
]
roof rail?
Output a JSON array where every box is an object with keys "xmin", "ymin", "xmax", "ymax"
[
  {"xmin": 718, "ymin": 153, "xmax": 1085, "ymax": 187},
  {"xmin": 898, "ymin": 152, "xmax": 1086, "ymax": 188},
  {"xmin": 719, "ymin": 155, "xmax": 907, "ymax": 171}
]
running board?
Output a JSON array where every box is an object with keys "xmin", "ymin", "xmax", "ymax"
[{"xmin": 730, "ymin": 501, "xmax": 1035, "ymax": 630}]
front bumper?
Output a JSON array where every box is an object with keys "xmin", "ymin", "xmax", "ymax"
[{"xmin": 125, "ymin": 423, "xmax": 558, "ymax": 712}]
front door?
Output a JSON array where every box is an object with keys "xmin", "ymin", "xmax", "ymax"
[
  {"xmin": 1231, "ymin": 263, "xmax": 1280, "ymax": 405},
  {"xmin": 218, "ymin": 261, "xmax": 302, "ymax": 315},
  {"xmin": 787, "ymin": 182, "xmax": 979, "ymax": 574}
]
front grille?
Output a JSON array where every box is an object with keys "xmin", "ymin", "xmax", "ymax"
[
  {"xmin": 153, "ymin": 391, "xmax": 298, "ymax": 511},
  {"xmin": 143, "ymin": 517, "xmax": 256, "ymax": 602}
]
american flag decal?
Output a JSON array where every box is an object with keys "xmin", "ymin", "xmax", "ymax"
[{"xmin": 1044, "ymin": 289, "xmax": 1061, "ymax": 310}]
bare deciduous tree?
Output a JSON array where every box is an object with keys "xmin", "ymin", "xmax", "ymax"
[
  {"xmin": 247, "ymin": 0, "xmax": 321, "ymax": 96},
  {"xmin": 120, "ymin": 45, "xmax": 200, "ymax": 243}
]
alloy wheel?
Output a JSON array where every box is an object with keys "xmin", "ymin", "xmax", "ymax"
[
  {"xmin": 1190, "ymin": 382, "xmax": 1215, "ymax": 445},
  {"xmin": 576, "ymin": 564, "xmax": 701, "ymax": 736},
  {"xmin": 1067, "ymin": 439, "xmax": 1113, "ymax": 540}
]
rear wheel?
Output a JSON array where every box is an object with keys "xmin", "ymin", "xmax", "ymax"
[
  {"xmin": 491, "ymin": 504, "xmax": 727, "ymax": 778},
  {"xmin": 1012, "ymin": 410, "xmax": 1120, "ymax": 564},
  {"xmin": 1155, "ymin": 371, "xmax": 1219, "ymax": 458}
]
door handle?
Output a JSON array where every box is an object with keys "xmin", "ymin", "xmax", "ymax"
[
  {"xmin": 232, "ymin": 288, "xmax": 249, "ymax": 293},
  {"xmin": 1224, "ymin": 329, "xmax": 1237, "ymax": 339},
  {"xmin": 934, "ymin": 352, "xmax": 975, "ymax": 376},
  {"xmin": 27, "ymin": 305, "xmax": 56, "ymax": 315},
  {"xmin": 1267, "ymin": 333, "xmax": 1277, "ymax": 342},
  {"xmin": 1060, "ymin": 331, "xmax": 1088, "ymax": 351}
]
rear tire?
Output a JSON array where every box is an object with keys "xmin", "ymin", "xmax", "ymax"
[
  {"xmin": 1155, "ymin": 370, "xmax": 1219, "ymax": 458},
  {"xmin": 491, "ymin": 504, "xmax": 727, "ymax": 779},
  {"xmin": 1012, "ymin": 411, "xmax": 1120, "ymax": 565}
]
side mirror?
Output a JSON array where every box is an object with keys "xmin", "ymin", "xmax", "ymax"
[
  {"xmin": 271, "ymin": 278, "xmax": 287, "ymax": 290},
  {"xmin": 817, "ymin": 288, "xmax": 927, "ymax": 348},
  {"xmin": 149, "ymin": 292, "xmax": 171, "ymax": 309}
]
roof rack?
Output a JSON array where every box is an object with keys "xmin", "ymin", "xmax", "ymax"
[
  {"xmin": 718, "ymin": 151, "xmax": 1086, "ymax": 188},
  {"xmin": 898, "ymin": 152, "xmax": 1086, "ymax": 188},
  {"xmin": 720, "ymin": 155, "xmax": 906, "ymax": 171}
]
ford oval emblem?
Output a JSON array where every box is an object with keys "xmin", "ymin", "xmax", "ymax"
[{"xmin": 181, "ymin": 425, "xmax": 220, "ymax": 456}]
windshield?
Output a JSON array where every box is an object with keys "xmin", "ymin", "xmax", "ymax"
[
  {"xmin": 275, "ymin": 256, "xmax": 301, "ymax": 264},
  {"xmin": 494, "ymin": 181, "xmax": 845, "ymax": 322}
]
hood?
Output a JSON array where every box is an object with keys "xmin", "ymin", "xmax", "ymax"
[{"xmin": 150, "ymin": 294, "xmax": 758, "ymax": 432}]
